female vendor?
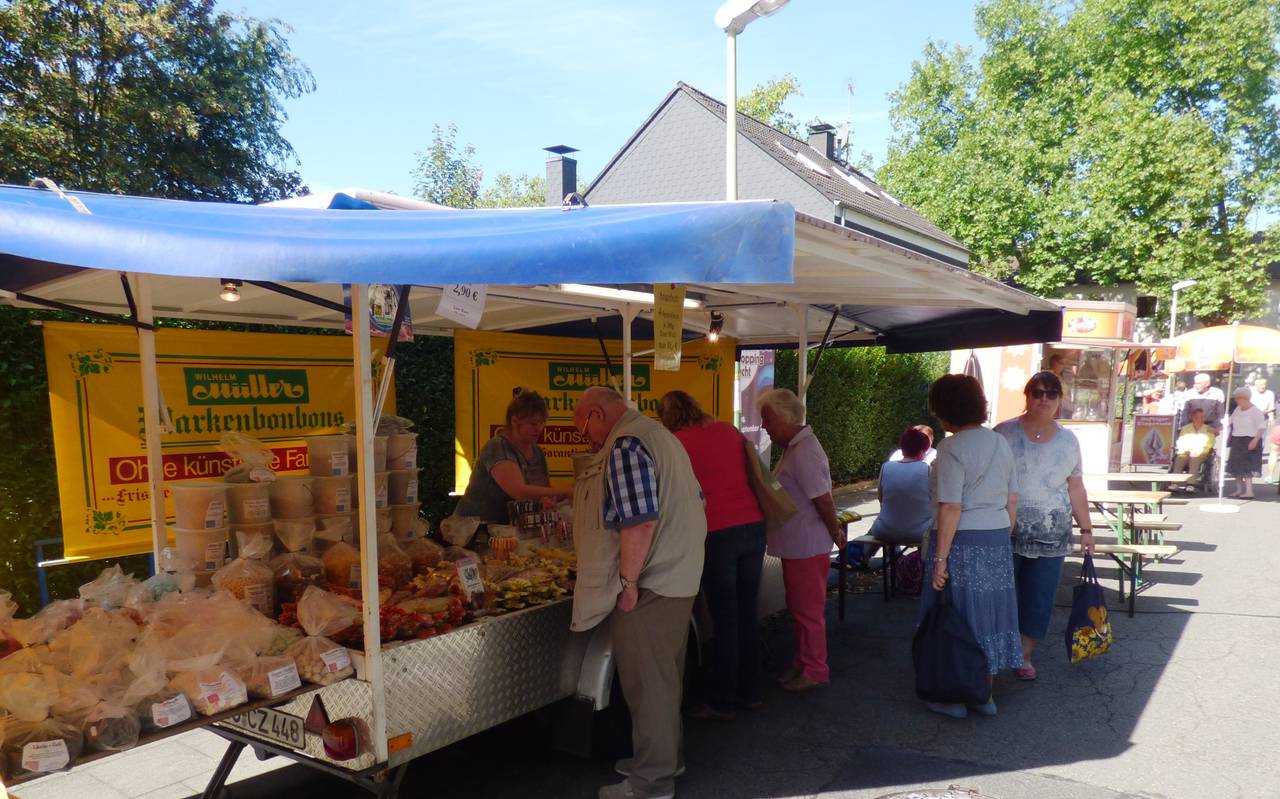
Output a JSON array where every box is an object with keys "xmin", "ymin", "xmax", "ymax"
[{"xmin": 455, "ymin": 387, "xmax": 571, "ymax": 522}]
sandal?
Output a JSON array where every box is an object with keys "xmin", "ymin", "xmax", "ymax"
[{"xmin": 1014, "ymin": 664, "xmax": 1037, "ymax": 681}]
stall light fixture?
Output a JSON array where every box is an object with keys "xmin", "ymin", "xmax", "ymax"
[
  {"xmin": 556, "ymin": 283, "xmax": 702, "ymax": 309},
  {"xmin": 219, "ymin": 279, "xmax": 242, "ymax": 302},
  {"xmin": 708, "ymin": 311, "xmax": 725, "ymax": 342}
]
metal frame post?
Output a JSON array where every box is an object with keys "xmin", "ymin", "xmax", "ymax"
[
  {"xmin": 133, "ymin": 273, "xmax": 168, "ymax": 562},
  {"xmin": 622, "ymin": 303, "xmax": 637, "ymax": 404},
  {"xmin": 795, "ymin": 304, "xmax": 809, "ymax": 418},
  {"xmin": 725, "ymin": 30, "xmax": 738, "ymax": 202},
  {"xmin": 351, "ymin": 284, "xmax": 389, "ymax": 764}
]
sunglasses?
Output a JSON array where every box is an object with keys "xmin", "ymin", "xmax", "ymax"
[{"xmin": 1030, "ymin": 389, "xmax": 1061, "ymax": 400}]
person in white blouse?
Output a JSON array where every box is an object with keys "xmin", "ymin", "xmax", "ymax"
[{"xmin": 1226, "ymin": 387, "xmax": 1267, "ymax": 499}]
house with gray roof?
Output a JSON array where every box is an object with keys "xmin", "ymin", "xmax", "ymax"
[{"xmin": 584, "ymin": 82, "xmax": 970, "ymax": 269}]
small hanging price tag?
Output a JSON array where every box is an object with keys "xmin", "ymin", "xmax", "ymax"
[
  {"xmin": 456, "ymin": 557, "xmax": 485, "ymax": 601},
  {"xmin": 435, "ymin": 284, "xmax": 487, "ymax": 329}
]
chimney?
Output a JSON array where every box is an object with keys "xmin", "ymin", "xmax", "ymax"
[
  {"xmin": 544, "ymin": 145, "xmax": 579, "ymax": 206},
  {"xmin": 807, "ymin": 123, "xmax": 836, "ymax": 161}
]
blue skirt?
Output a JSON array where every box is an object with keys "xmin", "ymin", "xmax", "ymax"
[{"xmin": 919, "ymin": 528, "xmax": 1024, "ymax": 674}]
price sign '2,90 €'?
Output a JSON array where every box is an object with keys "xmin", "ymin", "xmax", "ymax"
[{"xmin": 436, "ymin": 284, "xmax": 488, "ymax": 329}]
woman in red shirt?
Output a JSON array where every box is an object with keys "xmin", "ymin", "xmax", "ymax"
[{"xmin": 658, "ymin": 390, "xmax": 766, "ymax": 720}]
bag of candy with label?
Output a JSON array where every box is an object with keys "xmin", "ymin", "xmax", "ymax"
[
  {"xmin": 221, "ymin": 431, "xmax": 277, "ymax": 483},
  {"xmin": 121, "ymin": 668, "xmax": 195, "ymax": 734},
  {"xmin": 286, "ymin": 587, "xmax": 359, "ymax": 686},
  {"xmin": 166, "ymin": 667, "xmax": 249, "ymax": 716},
  {"xmin": 377, "ymin": 533, "xmax": 412, "ymax": 589},
  {"xmin": 237, "ymin": 655, "xmax": 303, "ymax": 700},
  {"xmin": 322, "ymin": 541, "xmax": 363, "ymax": 591},
  {"xmin": 1, "ymin": 714, "xmax": 83, "ymax": 781},
  {"xmin": 271, "ymin": 523, "xmax": 324, "ymax": 607},
  {"xmin": 212, "ymin": 535, "xmax": 276, "ymax": 616},
  {"xmin": 81, "ymin": 701, "xmax": 141, "ymax": 753}
]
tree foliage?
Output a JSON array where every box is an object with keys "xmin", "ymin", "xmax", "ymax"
[
  {"xmin": 736, "ymin": 73, "xmax": 805, "ymax": 138},
  {"xmin": 478, "ymin": 172, "xmax": 544, "ymax": 208},
  {"xmin": 411, "ymin": 123, "xmax": 483, "ymax": 208},
  {"xmin": 879, "ymin": 0, "xmax": 1280, "ymax": 324},
  {"xmin": 0, "ymin": 0, "xmax": 314, "ymax": 202}
]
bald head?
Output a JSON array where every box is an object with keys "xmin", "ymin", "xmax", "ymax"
[{"xmin": 574, "ymin": 386, "xmax": 629, "ymax": 449}]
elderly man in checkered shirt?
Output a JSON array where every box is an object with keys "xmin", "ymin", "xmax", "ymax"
[{"xmin": 571, "ymin": 387, "xmax": 707, "ymax": 799}]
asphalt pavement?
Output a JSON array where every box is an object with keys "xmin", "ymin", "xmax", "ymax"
[{"xmin": 13, "ymin": 483, "xmax": 1279, "ymax": 799}]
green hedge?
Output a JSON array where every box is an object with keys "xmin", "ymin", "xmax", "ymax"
[
  {"xmin": 0, "ymin": 306, "xmax": 454, "ymax": 615},
  {"xmin": 774, "ymin": 346, "xmax": 946, "ymax": 482}
]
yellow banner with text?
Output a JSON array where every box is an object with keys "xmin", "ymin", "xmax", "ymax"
[
  {"xmin": 453, "ymin": 329, "xmax": 734, "ymax": 492},
  {"xmin": 44, "ymin": 323, "xmax": 391, "ymax": 560}
]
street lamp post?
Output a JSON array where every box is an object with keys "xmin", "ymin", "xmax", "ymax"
[
  {"xmin": 715, "ymin": 0, "xmax": 790, "ymax": 202},
  {"xmin": 1167, "ymin": 277, "xmax": 1199, "ymax": 405}
]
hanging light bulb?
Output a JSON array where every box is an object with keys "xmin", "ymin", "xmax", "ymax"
[
  {"xmin": 219, "ymin": 279, "xmax": 242, "ymax": 302},
  {"xmin": 708, "ymin": 311, "xmax": 725, "ymax": 342}
]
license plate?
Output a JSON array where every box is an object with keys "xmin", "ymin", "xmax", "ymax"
[{"xmin": 224, "ymin": 707, "xmax": 306, "ymax": 750}]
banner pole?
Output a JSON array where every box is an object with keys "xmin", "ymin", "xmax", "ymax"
[{"xmin": 133, "ymin": 273, "xmax": 168, "ymax": 565}]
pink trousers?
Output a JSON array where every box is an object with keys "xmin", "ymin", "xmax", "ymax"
[{"xmin": 781, "ymin": 553, "xmax": 830, "ymax": 683}]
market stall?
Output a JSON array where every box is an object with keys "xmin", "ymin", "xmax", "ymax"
[
  {"xmin": 0, "ymin": 183, "xmax": 1062, "ymax": 797},
  {"xmin": 951, "ymin": 300, "xmax": 1147, "ymax": 489}
]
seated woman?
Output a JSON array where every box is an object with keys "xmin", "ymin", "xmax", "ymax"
[
  {"xmin": 454, "ymin": 387, "xmax": 570, "ymax": 523},
  {"xmin": 1172, "ymin": 407, "xmax": 1215, "ymax": 477},
  {"xmin": 889, "ymin": 424, "xmax": 937, "ymax": 465},
  {"xmin": 868, "ymin": 428, "xmax": 933, "ymax": 553}
]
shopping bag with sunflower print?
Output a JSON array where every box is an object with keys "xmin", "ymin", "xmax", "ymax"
[{"xmin": 1065, "ymin": 555, "xmax": 1113, "ymax": 664}]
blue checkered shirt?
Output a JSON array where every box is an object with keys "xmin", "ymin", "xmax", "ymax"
[{"xmin": 604, "ymin": 436, "xmax": 660, "ymax": 528}]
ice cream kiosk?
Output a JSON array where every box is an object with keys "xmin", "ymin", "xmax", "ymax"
[{"xmin": 952, "ymin": 300, "xmax": 1141, "ymax": 491}]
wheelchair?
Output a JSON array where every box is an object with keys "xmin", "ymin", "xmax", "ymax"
[{"xmin": 1169, "ymin": 447, "xmax": 1217, "ymax": 495}]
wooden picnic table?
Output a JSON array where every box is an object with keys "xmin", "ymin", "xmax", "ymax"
[
  {"xmin": 1089, "ymin": 489, "xmax": 1173, "ymax": 591},
  {"xmin": 1088, "ymin": 472, "xmax": 1195, "ymax": 493}
]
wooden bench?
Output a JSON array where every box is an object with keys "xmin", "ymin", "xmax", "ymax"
[
  {"xmin": 832, "ymin": 533, "xmax": 921, "ymax": 620},
  {"xmin": 1072, "ymin": 542, "xmax": 1178, "ymax": 618},
  {"xmin": 1082, "ymin": 513, "xmax": 1182, "ymax": 546}
]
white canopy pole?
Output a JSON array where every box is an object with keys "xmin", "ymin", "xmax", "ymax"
[
  {"xmin": 1202, "ymin": 321, "xmax": 1241, "ymax": 515},
  {"xmin": 351, "ymin": 284, "xmax": 390, "ymax": 761},
  {"xmin": 622, "ymin": 303, "xmax": 637, "ymax": 404},
  {"xmin": 795, "ymin": 304, "xmax": 809, "ymax": 420},
  {"xmin": 133, "ymin": 273, "xmax": 168, "ymax": 565}
]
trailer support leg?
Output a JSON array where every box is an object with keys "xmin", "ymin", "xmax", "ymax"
[
  {"xmin": 376, "ymin": 764, "xmax": 408, "ymax": 799},
  {"xmin": 201, "ymin": 740, "xmax": 246, "ymax": 799}
]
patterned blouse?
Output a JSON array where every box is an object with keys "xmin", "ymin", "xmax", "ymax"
[{"xmin": 994, "ymin": 419, "xmax": 1082, "ymax": 558}]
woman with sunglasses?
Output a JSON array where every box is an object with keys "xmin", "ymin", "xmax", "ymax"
[{"xmin": 994, "ymin": 371, "xmax": 1094, "ymax": 682}]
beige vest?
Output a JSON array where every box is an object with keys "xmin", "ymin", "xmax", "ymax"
[{"xmin": 570, "ymin": 409, "xmax": 708, "ymax": 631}]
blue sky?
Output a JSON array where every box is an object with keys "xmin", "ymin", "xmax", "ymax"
[{"xmin": 223, "ymin": 1, "xmax": 983, "ymax": 197}]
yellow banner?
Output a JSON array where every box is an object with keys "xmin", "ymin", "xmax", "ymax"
[
  {"xmin": 652, "ymin": 284, "xmax": 686, "ymax": 372},
  {"xmin": 44, "ymin": 323, "xmax": 392, "ymax": 560},
  {"xmin": 453, "ymin": 329, "xmax": 734, "ymax": 492}
]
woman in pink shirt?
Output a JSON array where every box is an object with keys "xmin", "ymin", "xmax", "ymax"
[{"xmin": 659, "ymin": 390, "xmax": 766, "ymax": 720}]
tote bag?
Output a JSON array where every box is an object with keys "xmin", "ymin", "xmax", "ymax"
[
  {"xmin": 743, "ymin": 437, "xmax": 797, "ymax": 534},
  {"xmin": 912, "ymin": 586, "xmax": 990, "ymax": 705},
  {"xmin": 1065, "ymin": 555, "xmax": 1113, "ymax": 664}
]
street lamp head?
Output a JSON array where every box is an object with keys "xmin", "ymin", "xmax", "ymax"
[
  {"xmin": 1172, "ymin": 278, "xmax": 1199, "ymax": 292},
  {"xmin": 715, "ymin": 0, "xmax": 790, "ymax": 34}
]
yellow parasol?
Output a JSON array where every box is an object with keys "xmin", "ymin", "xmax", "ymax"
[{"xmin": 1171, "ymin": 324, "xmax": 1280, "ymax": 368}]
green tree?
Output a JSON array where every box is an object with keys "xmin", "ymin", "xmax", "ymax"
[
  {"xmin": 478, "ymin": 172, "xmax": 544, "ymax": 208},
  {"xmin": 879, "ymin": 0, "xmax": 1280, "ymax": 324},
  {"xmin": 736, "ymin": 74, "xmax": 805, "ymax": 138},
  {"xmin": 0, "ymin": 0, "xmax": 314, "ymax": 202},
  {"xmin": 411, "ymin": 123, "xmax": 483, "ymax": 209}
]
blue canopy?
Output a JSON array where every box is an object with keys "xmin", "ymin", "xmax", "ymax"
[{"xmin": 0, "ymin": 184, "xmax": 794, "ymax": 287}]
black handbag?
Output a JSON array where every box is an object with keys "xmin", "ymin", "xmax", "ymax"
[{"xmin": 912, "ymin": 585, "xmax": 990, "ymax": 705}]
